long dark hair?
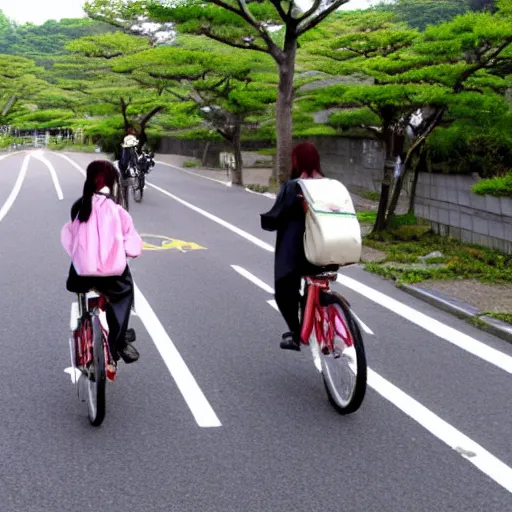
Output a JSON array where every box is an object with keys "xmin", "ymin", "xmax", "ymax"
[
  {"xmin": 290, "ymin": 142, "xmax": 325, "ymax": 180},
  {"xmin": 78, "ymin": 160, "xmax": 120, "ymax": 223}
]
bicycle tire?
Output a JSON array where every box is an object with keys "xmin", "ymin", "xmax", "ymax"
[
  {"xmin": 121, "ymin": 181, "xmax": 129, "ymax": 211},
  {"xmin": 318, "ymin": 291, "xmax": 367, "ymax": 415},
  {"xmin": 87, "ymin": 315, "xmax": 106, "ymax": 426},
  {"xmin": 133, "ymin": 173, "xmax": 143, "ymax": 203}
]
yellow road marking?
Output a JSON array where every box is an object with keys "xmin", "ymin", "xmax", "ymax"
[{"xmin": 140, "ymin": 234, "xmax": 206, "ymax": 252}]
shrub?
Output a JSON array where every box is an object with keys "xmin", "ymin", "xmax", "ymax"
[{"xmin": 472, "ymin": 172, "xmax": 512, "ymax": 198}]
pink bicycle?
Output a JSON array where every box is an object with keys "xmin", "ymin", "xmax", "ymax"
[{"xmin": 300, "ymin": 270, "xmax": 367, "ymax": 414}]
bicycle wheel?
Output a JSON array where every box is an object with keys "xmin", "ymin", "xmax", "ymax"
[
  {"xmin": 120, "ymin": 180, "xmax": 129, "ymax": 211},
  {"xmin": 86, "ymin": 315, "xmax": 106, "ymax": 426},
  {"xmin": 133, "ymin": 173, "xmax": 144, "ymax": 203},
  {"xmin": 318, "ymin": 291, "xmax": 367, "ymax": 415}
]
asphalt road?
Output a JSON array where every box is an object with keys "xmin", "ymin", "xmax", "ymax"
[{"xmin": 1, "ymin": 149, "xmax": 511, "ymax": 512}]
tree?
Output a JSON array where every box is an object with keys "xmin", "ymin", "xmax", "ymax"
[
  {"xmin": 0, "ymin": 54, "xmax": 45, "ymax": 124},
  {"xmin": 85, "ymin": 0, "xmax": 354, "ymax": 183},
  {"xmin": 301, "ymin": 6, "xmax": 512, "ymax": 231},
  {"xmin": 65, "ymin": 32, "xmax": 166, "ymax": 151},
  {"xmin": 375, "ymin": 0, "xmax": 478, "ymax": 30},
  {"xmin": 111, "ymin": 36, "xmax": 277, "ymax": 184}
]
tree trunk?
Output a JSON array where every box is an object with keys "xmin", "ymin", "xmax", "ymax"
[
  {"xmin": 120, "ymin": 98, "xmax": 130, "ymax": 130},
  {"xmin": 201, "ymin": 141, "xmax": 211, "ymax": 167},
  {"xmin": 408, "ymin": 147, "xmax": 427, "ymax": 214},
  {"xmin": 373, "ymin": 158, "xmax": 394, "ymax": 232},
  {"xmin": 231, "ymin": 124, "xmax": 243, "ymax": 186},
  {"xmin": 276, "ymin": 35, "xmax": 297, "ymax": 184},
  {"xmin": 373, "ymin": 126, "xmax": 394, "ymax": 233}
]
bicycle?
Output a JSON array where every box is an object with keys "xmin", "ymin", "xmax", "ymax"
[
  {"xmin": 69, "ymin": 291, "xmax": 117, "ymax": 426},
  {"xmin": 131, "ymin": 164, "xmax": 144, "ymax": 204},
  {"xmin": 300, "ymin": 270, "xmax": 367, "ymax": 415}
]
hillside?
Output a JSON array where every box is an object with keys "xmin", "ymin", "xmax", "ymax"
[{"xmin": 0, "ymin": 10, "xmax": 114, "ymax": 60}]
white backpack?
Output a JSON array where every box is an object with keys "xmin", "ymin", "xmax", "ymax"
[{"xmin": 297, "ymin": 178, "xmax": 362, "ymax": 267}]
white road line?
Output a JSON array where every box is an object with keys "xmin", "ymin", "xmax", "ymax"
[
  {"xmin": 52, "ymin": 152, "xmax": 86, "ymax": 177},
  {"xmin": 267, "ymin": 299, "xmax": 279, "ymax": 311},
  {"xmin": 368, "ymin": 369, "xmax": 512, "ymax": 494},
  {"xmin": 0, "ymin": 150, "xmax": 24, "ymax": 161},
  {"xmin": 156, "ymin": 160, "xmax": 232, "ymax": 187},
  {"xmin": 245, "ymin": 187, "xmax": 277, "ymax": 200},
  {"xmin": 0, "ymin": 154, "xmax": 30, "ymax": 223},
  {"xmin": 231, "ymin": 265, "xmax": 275, "ymax": 294},
  {"xmin": 134, "ymin": 284, "xmax": 222, "ymax": 428},
  {"xmin": 243, "ymin": 273, "xmax": 512, "ymax": 495},
  {"xmin": 351, "ymin": 311, "xmax": 374, "ymax": 335},
  {"xmin": 32, "ymin": 151, "xmax": 63, "ymax": 200},
  {"xmin": 147, "ymin": 181, "xmax": 275, "ymax": 252},
  {"xmin": 337, "ymin": 274, "xmax": 512, "ymax": 375},
  {"xmin": 58, "ymin": 155, "xmax": 511, "ymax": 373}
]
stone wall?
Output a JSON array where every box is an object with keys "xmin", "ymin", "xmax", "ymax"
[
  {"xmin": 157, "ymin": 137, "xmax": 271, "ymax": 168},
  {"xmin": 157, "ymin": 135, "xmax": 386, "ymax": 190},
  {"xmin": 308, "ymin": 136, "xmax": 384, "ymax": 192},
  {"xmin": 414, "ymin": 173, "xmax": 512, "ymax": 254}
]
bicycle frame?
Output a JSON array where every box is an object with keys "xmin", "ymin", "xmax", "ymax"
[
  {"xmin": 300, "ymin": 274, "xmax": 354, "ymax": 355},
  {"xmin": 72, "ymin": 291, "xmax": 116, "ymax": 382}
]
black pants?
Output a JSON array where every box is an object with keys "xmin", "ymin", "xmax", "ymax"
[
  {"xmin": 67, "ymin": 265, "xmax": 134, "ymax": 357},
  {"xmin": 275, "ymin": 272, "xmax": 302, "ymax": 338}
]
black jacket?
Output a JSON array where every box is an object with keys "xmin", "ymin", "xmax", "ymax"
[{"xmin": 261, "ymin": 180, "xmax": 334, "ymax": 281}]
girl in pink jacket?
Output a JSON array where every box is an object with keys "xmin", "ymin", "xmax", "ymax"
[{"xmin": 61, "ymin": 160, "xmax": 142, "ymax": 364}]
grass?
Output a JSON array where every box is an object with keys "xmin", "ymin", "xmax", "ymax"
[
  {"xmin": 257, "ymin": 148, "xmax": 276, "ymax": 156},
  {"xmin": 485, "ymin": 312, "xmax": 512, "ymax": 325},
  {"xmin": 357, "ymin": 210, "xmax": 377, "ymax": 223},
  {"xmin": 48, "ymin": 143, "xmax": 97, "ymax": 153},
  {"xmin": 183, "ymin": 160, "xmax": 201, "ymax": 168},
  {"xmin": 246, "ymin": 183, "xmax": 279, "ymax": 194},
  {"xmin": 360, "ymin": 190, "xmax": 380, "ymax": 201},
  {"xmin": 363, "ymin": 232, "xmax": 512, "ymax": 285}
]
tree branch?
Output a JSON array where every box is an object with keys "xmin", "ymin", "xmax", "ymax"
[
  {"xmin": 199, "ymin": 26, "xmax": 270, "ymax": 54},
  {"xmin": 297, "ymin": 0, "xmax": 350, "ymax": 36},
  {"xmin": 455, "ymin": 37, "xmax": 512, "ymax": 91},
  {"xmin": 403, "ymin": 108, "xmax": 445, "ymax": 168},
  {"xmin": 297, "ymin": 0, "xmax": 322, "ymax": 22},
  {"xmin": 167, "ymin": 89, "xmax": 190, "ymax": 102},
  {"xmin": 148, "ymin": 71, "xmax": 208, "ymax": 81},
  {"xmin": 269, "ymin": 0, "xmax": 289, "ymax": 22},
  {"xmin": 140, "ymin": 106, "xmax": 165, "ymax": 128},
  {"xmin": 120, "ymin": 97, "xmax": 130, "ymax": 130}
]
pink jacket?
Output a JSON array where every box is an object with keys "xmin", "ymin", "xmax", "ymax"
[{"xmin": 61, "ymin": 194, "xmax": 142, "ymax": 277}]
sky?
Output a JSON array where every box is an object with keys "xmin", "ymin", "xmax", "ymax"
[{"xmin": 0, "ymin": 0, "xmax": 378, "ymax": 25}]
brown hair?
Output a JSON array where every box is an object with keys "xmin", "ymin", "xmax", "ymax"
[{"xmin": 290, "ymin": 142, "xmax": 324, "ymax": 180}]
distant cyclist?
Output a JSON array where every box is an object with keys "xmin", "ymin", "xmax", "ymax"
[
  {"xmin": 61, "ymin": 160, "xmax": 142, "ymax": 364},
  {"xmin": 261, "ymin": 142, "xmax": 338, "ymax": 352},
  {"xmin": 119, "ymin": 127, "xmax": 139, "ymax": 177}
]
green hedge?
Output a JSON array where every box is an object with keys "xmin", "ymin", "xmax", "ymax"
[{"xmin": 472, "ymin": 172, "xmax": 512, "ymax": 198}]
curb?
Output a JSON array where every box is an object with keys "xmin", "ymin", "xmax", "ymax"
[
  {"xmin": 244, "ymin": 187, "xmax": 276, "ymax": 200},
  {"xmin": 398, "ymin": 283, "xmax": 512, "ymax": 344}
]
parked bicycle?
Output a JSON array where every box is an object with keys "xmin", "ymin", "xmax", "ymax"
[{"xmin": 300, "ymin": 270, "xmax": 367, "ymax": 414}]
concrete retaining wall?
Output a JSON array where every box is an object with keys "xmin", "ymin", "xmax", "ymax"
[{"xmin": 414, "ymin": 173, "xmax": 512, "ymax": 254}]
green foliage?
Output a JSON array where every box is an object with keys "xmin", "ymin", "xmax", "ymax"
[
  {"xmin": 66, "ymin": 31, "xmax": 150, "ymax": 58},
  {"xmin": 183, "ymin": 160, "xmax": 201, "ymax": 168},
  {"xmin": 485, "ymin": 312, "xmax": 512, "ymax": 324},
  {"xmin": 472, "ymin": 172, "xmax": 512, "ymax": 197},
  {"xmin": 0, "ymin": 12, "xmax": 114, "ymax": 58},
  {"xmin": 376, "ymin": 0, "xmax": 471, "ymax": 30},
  {"xmin": 357, "ymin": 211, "xmax": 378, "ymax": 223},
  {"xmin": 364, "ymin": 233, "xmax": 512, "ymax": 283}
]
